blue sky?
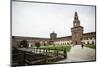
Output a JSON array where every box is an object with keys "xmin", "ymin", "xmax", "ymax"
[{"xmin": 12, "ymin": 1, "xmax": 95, "ymax": 38}]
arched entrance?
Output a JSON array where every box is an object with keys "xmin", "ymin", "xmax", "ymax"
[{"xmin": 75, "ymin": 41, "xmax": 77, "ymax": 45}]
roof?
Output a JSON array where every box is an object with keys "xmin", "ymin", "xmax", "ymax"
[
  {"xmin": 12, "ymin": 32, "xmax": 96, "ymax": 40},
  {"xmin": 12, "ymin": 36, "xmax": 50, "ymax": 40},
  {"xmin": 83, "ymin": 32, "xmax": 96, "ymax": 35}
]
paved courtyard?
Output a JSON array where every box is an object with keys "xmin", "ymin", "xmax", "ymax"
[{"xmin": 57, "ymin": 45, "xmax": 96, "ymax": 63}]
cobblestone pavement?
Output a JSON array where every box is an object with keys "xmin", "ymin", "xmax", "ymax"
[{"xmin": 57, "ymin": 45, "xmax": 96, "ymax": 63}]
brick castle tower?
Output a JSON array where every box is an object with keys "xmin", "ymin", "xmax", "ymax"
[{"xmin": 71, "ymin": 12, "xmax": 84, "ymax": 45}]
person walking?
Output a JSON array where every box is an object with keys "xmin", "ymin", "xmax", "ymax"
[{"xmin": 81, "ymin": 42, "xmax": 84, "ymax": 48}]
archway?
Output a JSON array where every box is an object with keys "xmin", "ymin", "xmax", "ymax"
[{"xmin": 75, "ymin": 41, "xmax": 77, "ymax": 45}]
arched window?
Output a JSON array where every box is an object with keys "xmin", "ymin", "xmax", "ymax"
[
  {"xmin": 67, "ymin": 43, "xmax": 69, "ymax": 45},
  {"xmin": 87, "ymin": 37, "xmax": 89, "ymax": 40},
  {"xmin": 87, "ymin": 41, "xmax": 89, "ymax": 44},
  {"xmin": 90, "ymin": 37, "xmax": 92, "ymax": 40},
  {"xmin": 80, "ymin": 38, "xmax": 82, "ymax": 40},
  {"xmin": 75, "ymin": 41, "xmax": 77, "ymax": 44},
  {"xmin": 92, "ymin": 41, "xmax": 94, "ymax": 44}
]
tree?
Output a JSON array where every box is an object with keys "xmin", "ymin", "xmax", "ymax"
[
  {"xmin": 20, "ymin": 40, "xmax": 28, "ymax": 48},
  {"xmin": 35, "ymin": 42, "xmax": 41, "ymax": 48}
]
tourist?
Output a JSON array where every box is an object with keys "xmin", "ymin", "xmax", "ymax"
[{"xmin": 81, "ymin": 42, "xmax": 84, "ymax": 48}]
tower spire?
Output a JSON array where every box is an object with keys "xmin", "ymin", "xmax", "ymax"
[
  {"xmin": 73, "ymin": 12, "xmax": 80, "ymax": 27},
  {"xmin": 75, "ymin": 12, "xmax": 78, "ymax": 16},
  {"xmin": 74, "ymin": 12, "xmax": 79, "ymax": 20}
]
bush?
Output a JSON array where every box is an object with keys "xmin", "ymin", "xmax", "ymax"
[
  {"xmin": 20, "ymin": 40, "xmax": 28, "ymax": 48},
  {"xmin": 85, "ymin": 44, "xmax": 96, "ymax": 49},
  {"xmin": 35, "ymin": 42, "xmax": 41, "ymax": 48},
  {"xmin": 64, "ymin": 48, "xmax": 67, "ymax": 58}
]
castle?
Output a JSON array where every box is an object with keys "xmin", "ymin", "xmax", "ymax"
[{"xmin": 12, "ymin": 12, "xmax": 96, "ymax": 48}]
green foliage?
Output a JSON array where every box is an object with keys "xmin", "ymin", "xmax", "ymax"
[
  {"xmin": 35, "ymin": 42, "xmax": 41, "ymax": 48},
  {"xmin": 64, "ymin": 48, "xmax": 67, "ymax": 58},
  {"xmin": 85, "ymin": 44, "xmax": 96, "ymax": 49},
  {"xmin": 40, "ymin": 45, "xmax": 71, "ymax": 52},
  {"xmin": 20, "ymin": 40, "xmax": 28, "ymax": 48}
]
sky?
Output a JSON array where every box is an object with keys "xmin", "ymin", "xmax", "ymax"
[{"xmin": 12, "ymin": 1, "xmax": 96, "ymax": 38}]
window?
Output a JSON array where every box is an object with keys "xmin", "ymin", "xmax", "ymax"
[
  {"xmin": 90, "ymin": 37, "xmax": 92, "ymax": 40},
  {"xmin": 92, "ymin": 41, "xmax": 94, "ymax": 44},
  {"xmin": 80, "ymin": 38, "xmax": 82, "ymax": 40},
  {"xmin": 87, "ymin": 41, "xmax": 89, "ymax": 44}
]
